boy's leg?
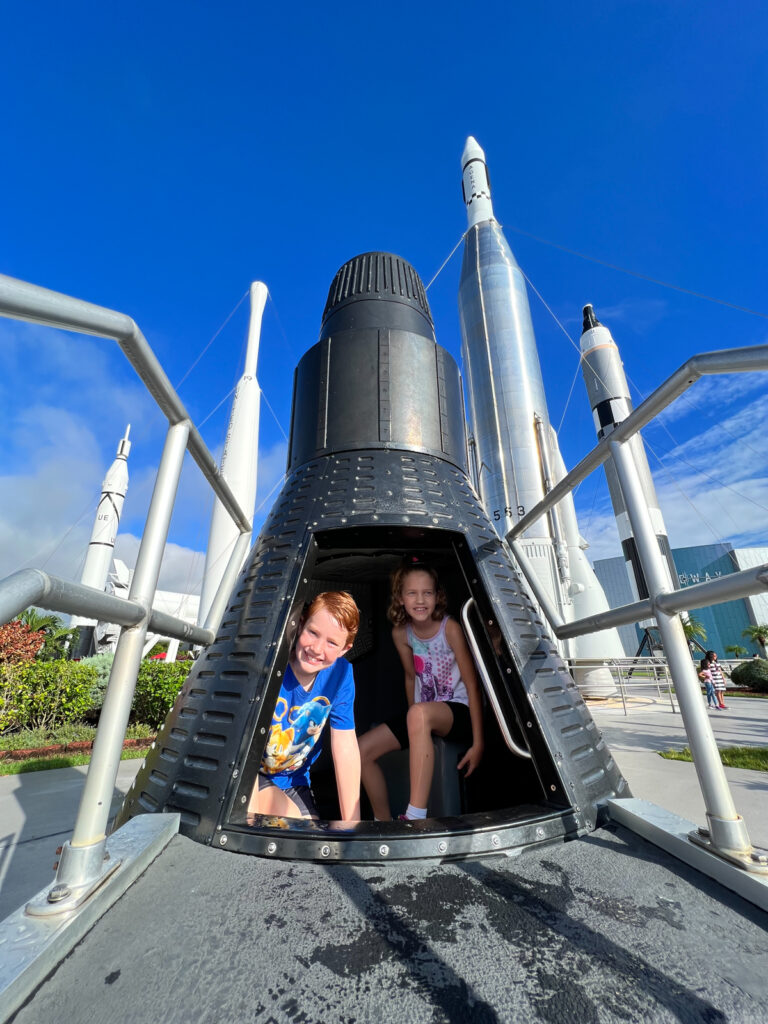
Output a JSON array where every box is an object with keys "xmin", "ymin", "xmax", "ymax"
[
  {"xmin": 359, "ymin": 723, "xmax": 401, "ymax": 820},
  {"xmin": 248, "ymin": 777, "xmax": 308, "ymax": 818},
  {"xmin": 406, "ymin": 702, "xmax": 454, "ymax": 813}
]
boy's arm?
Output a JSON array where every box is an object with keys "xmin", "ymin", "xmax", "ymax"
[
  {"xmin": 392, "ymin": 624, "xmax": 416, "ymax": 706},
  {"xmin": 330, "ymin": 727, "xmax": 361, "ymax": 821},
  {"xmin": 445, "ymin": 618, "xmax": 484, "ymax": 777}
]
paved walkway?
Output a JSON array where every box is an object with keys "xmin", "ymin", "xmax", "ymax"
[{"xmin": 589, "ymin": 693, "xmax": 768, "ymax": 850}]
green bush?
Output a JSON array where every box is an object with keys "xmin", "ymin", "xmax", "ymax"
[
  {"xmin": 730, "ymin": 659, "xmax": 768, "ymax": 694},
  {"xmin": 0, "ymin": 660, "xmax": 97, "ymax": 733},
  {"xmin": 79, "ymin": 652, "xmax": 115, "ymax": 712},
  {"xmin": 132, "ymin": 660, "xmax": 192, "ymax": 728}
]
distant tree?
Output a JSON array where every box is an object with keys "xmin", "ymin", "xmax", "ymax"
[
  {"xmin": 724, "ymin": 644, "xmax": 748, "ymax": 659},
  {"xmin": 0, "ymin": 620, "xmax": 45, "ymax": 663},
  {"xmin": 682, "ymin": 616, "xmax": 707, "ymax": 649},
  {"xmin": 741, "ymin": 624, "xmax": 768, "ymax": 658},
  {"xmin": 15, "ymin": 609, "xmax": 79, "ymax": 661}
]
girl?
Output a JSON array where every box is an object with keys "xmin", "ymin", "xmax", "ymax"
[
  {"xmin": 248, "ymin": 591, "xmax": 362, "ymax": 821},
  {"xmin": 359, "ymin": 558, "xmax": 483, "ymax": 820}
]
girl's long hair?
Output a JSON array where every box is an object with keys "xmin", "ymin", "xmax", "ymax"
[{"xmin": 388, "ymin": 559, "xmax": 447, "ymax": 626}]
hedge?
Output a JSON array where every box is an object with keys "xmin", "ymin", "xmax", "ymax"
[
  {"xmin": 0, "ymin": 658, "xmax": 193, "ymax": 734},
  {"xmin": 0, "ymin": 661, "xmax": 96, "ymax": 733},
  {"xmin": 730, "ymin": 659, "xmax": 768, "ymax": 694}
]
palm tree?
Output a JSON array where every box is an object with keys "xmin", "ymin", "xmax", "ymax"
[
  {"xmin": 15, "ymin": 608, "xmax": 78, "ymax": 660},
  {"xmin": 725, "ymin": 644, "xmax": 748, "ymax": 659},
  {"xmin": 741, "ymin": 624, "xmax": 768, "ymax": 658},
  {"xmin": 682, "ymin": 615, "xmax": 707, "ymax": 652}
]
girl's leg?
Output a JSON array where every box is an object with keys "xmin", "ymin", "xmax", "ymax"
[
  {"xmin": 406, "ymin": 701, "xmax": 454, "ymax": 812},
  {"xmin": 359, "ymin": 723, "xmax": 402, "ymax": 820}
]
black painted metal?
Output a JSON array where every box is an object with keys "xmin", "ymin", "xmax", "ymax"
[{"xmin": 115, "ymin": 253, "xmax": 628, "ymax": 860}]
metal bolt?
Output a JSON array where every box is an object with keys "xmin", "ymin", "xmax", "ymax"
[
  {"xmin": 260, "ymin": 728, "xmax": 266, "ymax": 734},
  {"xmin": 47, "ymin": 884, "xmax": 71, "ymax": 903},
  {"xmin": 320, "ymin": 845, "xmax": 331, "ymax": 858},
  {"xmin": 379, "ymin": 845, "xmax": 390, "ymax": 857},
  {"xmin": 241, "ymin": 795, "xmax": 247, "ymax": 804},
  {"xmin": 751, "ymin": 852, "xmax": 768, "ymax": 865},
  {"xmin": 219, "ymin": 835, "xmax": 228, "ymax": 846},
  {"xmin": 437, "ymin": 841, "xmax": 447, "ymax": 854},
  {"xmin": 536, "ymin": 827, "xmax": 545, "ymax": 839},
  {"xmin": 506, "ymin": 668, "xmax": 512, "ymax": 674},
  {"xmin": 550, "ymin": 785, "xmax": 557, "ymax": 791},
  {"xmin": 491, "ymin": 835, "xmax": 500, "ymax": 847},
  {"xmin": 526, "ymin": 721, "xmax": 533, "ymax": 728},
  {"xmin": 55, "ymin": 846, "xmax": 63, "ymax": 855},
  {"xmin": 232, "ymin": 769, "xmax": 239, "ymax": 779},
  {"xmin": 276, "ymin": 670, "xmax": 282, "ymax": 677},
  {"xmin": 267, "ymin": 842, "xmax": 277, "ymax": 855}
]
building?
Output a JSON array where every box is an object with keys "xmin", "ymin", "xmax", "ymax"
[{"xmin": 593, "ymin": 543, "xmax": 768, "ymax": 657}]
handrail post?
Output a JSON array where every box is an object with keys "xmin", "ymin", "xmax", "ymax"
[
  {"xmin": 609, "ymin": 438, "xmax": 763, "ymax": 869},
  {"xmin": 29, "ymin": 420, "xmax": 191, "ymax": 915}
]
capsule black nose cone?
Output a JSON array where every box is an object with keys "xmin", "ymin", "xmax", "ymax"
[
  {"xmin": 582, "ymin": 304, "xmax": 601, "ymax": 332},
  {"xmin": 320, "ymin": 252, "xmax": 434, "ymax": 339}
]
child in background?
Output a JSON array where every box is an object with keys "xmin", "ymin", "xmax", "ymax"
[
  {"xmin": 358, "ymin": 557, "xmax": 483, "ymax": 820},
  {"xmin": 248, "ymin": 591, "xmax": 361, "ymax": 821},
  {"xmin": 699, "ymin": 665, "xmax": 718, "ymax": 709}
]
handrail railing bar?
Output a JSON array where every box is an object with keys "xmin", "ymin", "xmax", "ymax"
[{"xmin": 507, "ymin": 344, "xmax": 768, "ymax": 544}]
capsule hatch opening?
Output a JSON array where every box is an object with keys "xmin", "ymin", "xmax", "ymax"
[{"xmin": 225, "ymin": 527, "xmax": 579, "ymax": 862}]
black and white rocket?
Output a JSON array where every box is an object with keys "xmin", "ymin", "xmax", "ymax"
[
  {"xmin": 579, "ymin": 304, "xmax": 678, "ymax": 614},
  {"xmin": 71, "ymin": 426, "xmax": 131, "ymax": 656},
  {"xmin": 457, "ymin": 137, "xmax": 624, "ymax": 679}
]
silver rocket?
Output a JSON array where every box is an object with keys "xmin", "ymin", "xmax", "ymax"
[
  {"xmin": 71, "ymin": 426, "xmax": 131, "ymax": 656},
  {"xmin": 457, "ymin": 138, "xmax": 624, "ymax": 683},
  {"xmin": 197, "ymin": 282, "xmax": 267, "ymax": 628},
  {"xmin": 580, "ymin": 304, "xmax": 678, "ymax": 614}
]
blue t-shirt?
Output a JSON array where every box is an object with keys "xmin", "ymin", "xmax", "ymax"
[{"xmin": 260, "ymin": 658, "xmax": 355, "ymax": 790}]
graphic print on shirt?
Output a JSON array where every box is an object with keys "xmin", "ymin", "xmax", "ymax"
[
  {"xmin": 262, "ymin": 694, "xmax": 332, "ymax": 775},
  {"xmin": 410, "ymin": 629, "xmax": 458, "ymax": 702}
]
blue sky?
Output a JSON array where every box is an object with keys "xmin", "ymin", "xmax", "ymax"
[{"xmin": 1, "ymin": 0, "xmax": 766, "ymax": 598}]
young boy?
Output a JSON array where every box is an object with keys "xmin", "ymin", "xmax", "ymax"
[{"xmin": 248, "ymin": 591, "xmax": 361, "ymax": 821}]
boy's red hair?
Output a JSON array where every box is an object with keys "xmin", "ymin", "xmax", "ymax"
[{"xmin": 305, "ymin": 591, "xmax": 360, "ymax": 646}]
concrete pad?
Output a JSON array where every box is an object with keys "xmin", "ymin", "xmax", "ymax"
[
  {"xmin": 591, "ymin": 695, "xmax": 768, "ymax": 850},
  {"xmin": 0, "ymin": 760, "xmax": 144, "ymax": 920}
]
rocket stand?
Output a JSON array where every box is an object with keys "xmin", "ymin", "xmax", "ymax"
[{"xmin": 609, "ymin": 437, "xmax": 767, "ymax": 872}]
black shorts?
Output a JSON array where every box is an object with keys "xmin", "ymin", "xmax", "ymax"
[
  {"xmin": 258, "ymin": 774, "xmax": 318, "ymax": 818},
  {"xmin": 384, "ymin": 701, "xmax": 473, "ymax": 751}
]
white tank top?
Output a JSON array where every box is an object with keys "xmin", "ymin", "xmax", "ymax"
[{"xmin": 406, "ymin": 616, "xmax": 468, "ymax": 707}]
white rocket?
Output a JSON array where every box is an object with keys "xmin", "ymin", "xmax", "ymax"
[
  {"xmin": 580, "ymin": 304, "xmax": 678, "ymax": 621},
  {"xmin": 71, "ymin": 426, "xmax": 131, "ymax": 656},
  {"xmin": 457, "ymin": 137, "xmax": 624, "ymax": 688},
  {"xmin": 197, "ymin": 282, "xmax": 267, "ymax": 628}
]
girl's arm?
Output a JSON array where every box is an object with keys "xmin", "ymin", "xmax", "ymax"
[
  {"xmin": 330, "ymin": 727, "xmax": 361, "ymax": 821},
  {"xmin": 445, "ymin": 618, "xmax": 484, "ymax": 777},
  {"xmin": 392, "ymin": 624, "xmax": 416, "ymax": 706}
]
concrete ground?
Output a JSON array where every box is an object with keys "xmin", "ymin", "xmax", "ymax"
[{"xmin": 589, "ymin": 694, "xmax": 768, "ymax": 851}]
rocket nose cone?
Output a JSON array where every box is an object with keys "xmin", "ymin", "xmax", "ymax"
[
  {"xmin": 462, "ymin": 136, "xmax": 486, "ymax": 169},
  {"xmin": 582, "ymin": 304, "xmax": 601, "ymax": 333}
]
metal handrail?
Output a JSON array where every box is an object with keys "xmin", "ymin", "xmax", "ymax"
[{"xmin": 460, "ymin": 598, "xmax": 531, "ymax": 759}]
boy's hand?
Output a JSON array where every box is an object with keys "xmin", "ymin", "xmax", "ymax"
[{"xmin": 457, "ymin": 744, "xmax": 483, "ymax": 777}]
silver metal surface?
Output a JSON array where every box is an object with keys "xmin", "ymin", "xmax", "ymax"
[
  {"xmin": 0, "ymin": 815, "xmax": 179, "ymax": 1023},
  {"xmin": 201, "ymin": 528, "xmax": 252, "ymax": 636},
  {"xmin": 460, "ymin": 598, "xmax": 531, "ymax": 759},
  {"xmin": 0, "ymin": 568, "xmax": 214, "ymax": 645},
  {"xmin": 69, "ymin": 421, "xmax": 189, "ymax": 854},
  {"xmin": 459, "ymin": 221, "xmax": 553, "ymax": 539},
  {"xmin": 609, "ymin": 437, "xmax": 755, "ymax": 859}
]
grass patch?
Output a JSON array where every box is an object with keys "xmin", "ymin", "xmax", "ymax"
[
  {"xmin": 0, "ymin": 723, "xmax": 155, "ymax": 751},
  {"xmin": 0, "ymin": 745, "xmax": 151, "ymax": 776},
  {"xmin": 660, "ymin": 746, "xmax": 768, "ymax": 772}
]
